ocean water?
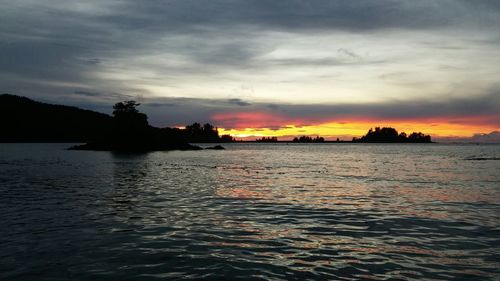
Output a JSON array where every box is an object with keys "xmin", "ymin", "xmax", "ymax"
[{"xmin": 1, "ymin": 143, "xmax": 499, "ymax": 280}]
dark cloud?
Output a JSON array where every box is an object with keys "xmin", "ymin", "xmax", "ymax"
[
  {"xmin": 108, "ymin": 0, "xmax": 500, "ymax": 32},
  {"xmin": 337, "ymin": 48, "xmax": 360, "ymax": 59},
  {"xmin": 187, "ymin": 91, "xmax": 500, "ymax": 129},
  {"xmin": 144, "ymin": 102, "xmax": 176, "ymax": 107},
  {"xmin": 86, "ymin": 58, "xmax": 102, "ymax": 65},
  {"xmin": 283, "ymin": 90, "xmax": 500, "ymax": 126},
  {"xmin": 0, "ymin": 41, "xmax": 85, "ymax": 81},
  {"xmin": 436, "ymin": 131, "xmax": 500, "ymax": 143},
  {"xmin": 73, "ymin": 90, "xmax": 131, "ymax": 100},
  {"xmin": 470, "ymin": 131, "xmax": 500, "ymax": 143},
  {"xmin": 61, "ymin": 91, "xmax": 499, "ymax": 128},
  {"xmin": 259, "ymin": 56, "xmax": 386, "ymax": 68},
  {"xmin": 227, "ymin": 98, "xmax": 252, "ymax": 106},
  {"xmin": 74, "ymin": 90, "xmax": 100, "ymax": 97}
]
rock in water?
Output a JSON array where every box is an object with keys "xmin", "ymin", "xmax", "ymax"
[{"xmin": 205, "ymin": 145, "xmax": 225, "ymax": 150}]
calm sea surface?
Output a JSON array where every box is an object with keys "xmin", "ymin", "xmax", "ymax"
[{"xmin": 1, "ymin": 143, "xmax": 499, "ymax": 280}]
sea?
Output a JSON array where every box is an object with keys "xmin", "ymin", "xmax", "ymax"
[{"xmin": 1, "ymin": 143, "xmax": 499, "ymax": 280}]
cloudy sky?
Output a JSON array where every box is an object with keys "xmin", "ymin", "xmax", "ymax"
[{"xmin": 1, "ymin": 0, "xmax": 500, "ymax": 140}]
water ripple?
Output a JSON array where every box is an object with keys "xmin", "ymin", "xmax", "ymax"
[{"xmin": 1, "ymin": 143, "xmax": 499, "ymax": 280}]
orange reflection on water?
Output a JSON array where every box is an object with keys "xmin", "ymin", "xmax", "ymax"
[{"xmin": 215, "ymin": 187, "xmax": 267, "ymax": 200}]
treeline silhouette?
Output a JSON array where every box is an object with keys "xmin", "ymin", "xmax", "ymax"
[
  {"xmin": 256, "ymin": 136, "xmax": 278, "ymax": 142},
  {"xmin": 162, "ymin": 123, "xmax": 234, "ymax": 143},
  {"xmin": 293, "ymin": 136, "xmax": 325, "ymax": 143},
  {"xmin": 181, "ymin": 123, "xmax": 234, "ymax": 143},
  {"xmin": 352, "ymin": 127, "xmax": 432, "ymax": 143}
]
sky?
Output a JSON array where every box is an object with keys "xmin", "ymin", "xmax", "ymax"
[{"xmin": 1, "ymin": 0, "xmax": 500, "ymax": 141}]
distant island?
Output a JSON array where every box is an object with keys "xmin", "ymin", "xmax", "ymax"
[
  {"xmin": 253, "ymin": 130, "xmax": 431, "ymax": 143},
  {"xmin": 254, "ymin": 129, "xmax": 431, "ymax": 143},
  {"xmin": 352, "ymin": 127, "xmax": 432, "ymax": 143},
  {"xmin": 1, "ymin": 94, "xmax": 432, "ymax": 149},
  {"xmin": 293, "ymin": 136, "xmax": 325, "ymax": 143}
]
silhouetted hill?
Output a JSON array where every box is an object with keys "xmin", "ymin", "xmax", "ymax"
[
  {"xmin": 0, "ymin": 94, "xmax": 227, "ymax": 150},
  {"xmin": 0, "ymin": 94, "xmax": 112, "ymax": 142}
]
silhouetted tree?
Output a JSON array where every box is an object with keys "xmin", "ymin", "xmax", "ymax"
[
  {"xmin": 184, "ymin": 122, "xmax": 221, "ymax": 142},
  {"xmin": 398, "ymin": 132, "xmax": 407, "ymax": 142},
  {"xmin": 112, "ymin": 100, "xmax": 140, "ymax": 116},
  {"xmin": 203, "ymin": 123, "xmax": 214, "ymax": 133},
  {"xmin": 112, "ymin": 100, "xmax": 148, "ymax": 131},
  {"xmin": 408, "ymin": 132, "xmax": 432, "ymax": 143}
]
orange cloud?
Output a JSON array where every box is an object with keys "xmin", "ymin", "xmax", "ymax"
[{"xmin": 212, "ymin": 112, "xmax": 293, "ymax": 129}]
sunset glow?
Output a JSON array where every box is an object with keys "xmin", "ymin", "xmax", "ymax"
[
  {"xmin": 218, "ymin": 120, "xmax": 500, "ymax": 140},
  {"xmin": 214, "ymin": 111, "xmax": 500, "ymax": 140}
]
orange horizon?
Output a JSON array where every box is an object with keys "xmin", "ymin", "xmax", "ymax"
[
  {"xmin": 217, "ymin": 121, "xmax": 499, "ymax": 141},
  {"xmin": 210, "ymin": 111, "xmax": 500, "ymax": 140}
]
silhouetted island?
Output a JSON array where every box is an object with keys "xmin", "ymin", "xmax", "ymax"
[
  {"xmin": 205, "ymin": 145, "xmax": 225, "ymax": 150},
  {"xmin": 352, "ymin": 127, "xmax": 432, "ymax": 143},
  {"xmin": 293, "ymin": 136, "xmax": 325, "ymax": 143},
  {"xmin": 69, "ymin": 101, "xmax": 202, "ymax": 151}
]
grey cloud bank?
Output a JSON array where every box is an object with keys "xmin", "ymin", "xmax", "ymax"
[
  {"xmin": 67, "ymin": 90, "xmax": 498, "ymax": 128},
  {"xmin": 1, "ymin": 0, "xmax": 499, "ymax": 133}
]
